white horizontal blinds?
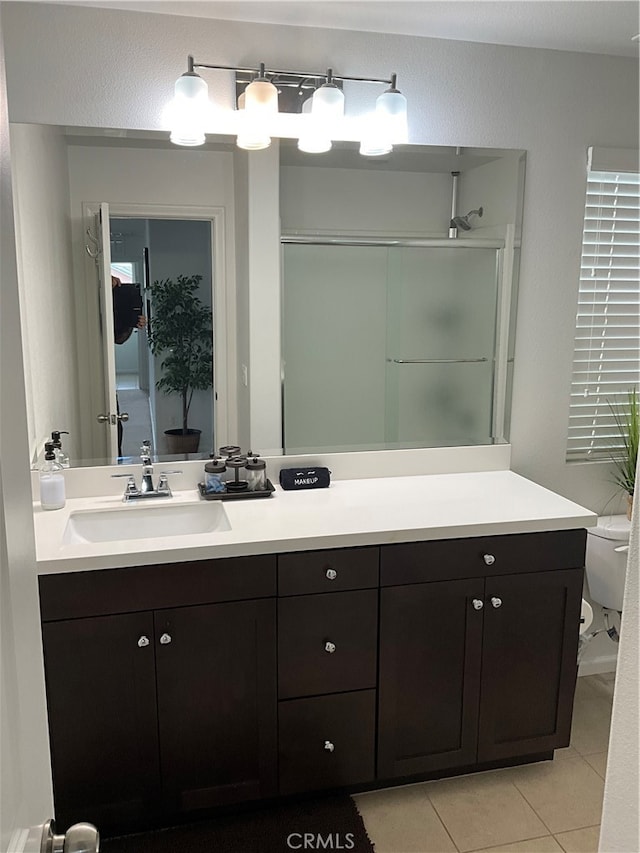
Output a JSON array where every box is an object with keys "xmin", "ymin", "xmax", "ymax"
[{"xmin": 568, "ymin": 166, "xmax": 640, "ymax": 459}]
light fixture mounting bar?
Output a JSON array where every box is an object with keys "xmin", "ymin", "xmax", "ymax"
[{"xmin": 186, "ymin": 55, "xmax": 394, "ymax": 87}]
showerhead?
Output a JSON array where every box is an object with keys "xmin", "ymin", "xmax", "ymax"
[{"xmin": 450, "ymin": 206, "xmax": 483, "ymax": 231}]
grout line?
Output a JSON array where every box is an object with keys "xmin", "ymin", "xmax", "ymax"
[
  {"xmin": 553, "ymin": 823, "xmax": 601, "ymax": 853},
  {"xmin": 418, "ymin": 784, "xmax": 462, "ymax": 852}
]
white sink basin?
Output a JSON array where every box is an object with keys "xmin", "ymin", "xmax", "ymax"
[{"xmin": 63, "ymin": 501, "xmax": 231, "ymax": 545}]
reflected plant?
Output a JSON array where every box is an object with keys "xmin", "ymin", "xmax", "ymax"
[{"xmin": 147, "ymin": 274, "xmax": 213, "ymax": 434}]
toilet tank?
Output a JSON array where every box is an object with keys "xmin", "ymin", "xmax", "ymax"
[{"xmin": 585, "ymin": 514, "xmax": 631, "ymax": 611}]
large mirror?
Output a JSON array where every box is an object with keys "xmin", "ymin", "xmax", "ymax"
[{"xmin": 9, "ymin": 123, "xmax": 525, "ymax": 467}]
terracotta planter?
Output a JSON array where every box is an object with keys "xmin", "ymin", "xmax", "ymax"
[{"xmin": 164, "ymin": 428, "xmax": 201, "ymax": 455}]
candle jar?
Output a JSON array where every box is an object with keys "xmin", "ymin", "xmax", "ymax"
[
  {"xmin": 246, "ymin": 456, "xmax": 267, "ymax": 491},
  {"xmin": 204, "ymin": 458, "xmax": 227, "ymax": 494}
]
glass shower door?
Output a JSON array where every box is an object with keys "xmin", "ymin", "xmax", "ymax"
[{"xmin": 384, "ymin": 246, "xmax": 499, "ymax": 447}]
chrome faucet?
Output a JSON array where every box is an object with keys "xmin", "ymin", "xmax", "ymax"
[
  {"xmin": 140, "ymin": 440, "xmax": 155, "ymax": 493},
  {"xmin": 112, "ymin": 440, "xmax": 182, "ymax": 501}
]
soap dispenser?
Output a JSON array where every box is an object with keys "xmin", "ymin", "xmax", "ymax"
[
  {"xmin": 51, "ymin": 430, "xmax": 70, "ymax": 468},
  {"xmin": 40, "ymin": 441, "xmax": 66, "ymax": 510}
]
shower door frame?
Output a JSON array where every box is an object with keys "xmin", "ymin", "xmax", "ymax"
[{"xmin": 280, "ymin": 232, "xmax": 515, "ymax": 452}]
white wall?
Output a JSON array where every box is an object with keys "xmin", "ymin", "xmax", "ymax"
[
  {"xmin": 3, "ymin": 1, "xmax": 637, "ymax": 509},
  {"xmin": 0, "ymin": 11, "xmax": 54, "ymax": 846},
  {"xmin": 599, "ymin": 493, "xmax": 639, "ymax": 852},
  {"xmin": 9, "ymin": 123, "xmax": 80, "ymax": 464}
]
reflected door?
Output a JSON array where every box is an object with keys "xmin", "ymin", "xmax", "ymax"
[
  {"xmin": 385, "ymin": 247, "xmax": 499, "ymax": 446},
  {"xmin": 83, "ymin": 202, "xmax": 120, "ymax": 462}
]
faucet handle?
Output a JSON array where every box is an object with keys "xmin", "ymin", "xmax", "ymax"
[{"xmin": 157, "ymin": 470, "xmax": 182, "ymax": 494}]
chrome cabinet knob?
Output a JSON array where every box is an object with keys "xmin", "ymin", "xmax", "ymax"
[
  {"xmin": 324, "ymin": 740, "xmax": 335, "ymax": 752},
  {"xmin": 325, "ymin": 569, "xmax": 337, "ymax": 580},
  {"xmin": 324, "ymin": 641, "xmax": 336, "ymax": 654},
  {"xmin": 491, "ymin": 596, "xmax": 502, "ymax": 609},
  {"xmin": 483, "ymin": 554, "xmax": 496, "ymax": 565},
  {"xmin": 159, "ymin": 633, "xmax": 172, "ymax": 645},
  {"xmin": 137, "ymin": 635, "xmax": 150, "ymax": 647},
  {"xmin": 472, "ymin": 599, "xmax": 484, "ymax": 611}
]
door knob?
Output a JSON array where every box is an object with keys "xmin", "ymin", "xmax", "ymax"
[
  {"xmin": 491, "ymin": 596, "xmax": 503, "ymax": 608},
  {"xmin": 472, "ymin": 599, "xmax": 484, "ymax": 610},
  {"xmin": 159, "ymin": 633, "xmax": 172, "ymax": 645},
  {"xmin": 117, "ymin": 411, "xmax": 129, "ymax": 422},
  {"xmin": 96, "ymin": 413, "xmax": 110, "ymax": 423}
]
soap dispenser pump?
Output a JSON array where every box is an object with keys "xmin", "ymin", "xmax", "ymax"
[
  {"xmin": 40, "ymin": 441, "xmax": 66, "ymax": 510},
  {"xmin": 51, "ymin": 430, "xmax": 70, "ymax": 468}
]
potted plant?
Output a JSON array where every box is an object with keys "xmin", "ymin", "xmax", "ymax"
[
  {"xmin": 147, "ymin": 274, "xmax": 213, "ymax": 454},
  {"xmin": 609, "ymin": 386, "xmax": 638, "ymax": 520}
]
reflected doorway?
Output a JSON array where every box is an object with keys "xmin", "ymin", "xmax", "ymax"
[{"xmin": 109, "ymin": 216, "xmax": 215, "ymax": 461}]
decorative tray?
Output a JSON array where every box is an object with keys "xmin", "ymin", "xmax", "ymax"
[{"xmin": 198, "ymin": 480, "xmax": 275, "ymax": 501}]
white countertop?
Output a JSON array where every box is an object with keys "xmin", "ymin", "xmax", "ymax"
[{"xmin": 33, "ymin": 470, "xmax": 597, "ymax": 574}]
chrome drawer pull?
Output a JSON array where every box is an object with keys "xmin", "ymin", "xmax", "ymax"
[
  {"xmin": 483, "ymin": 554, "xmax": 496, "ymax": 566},
  {"xmin": 491, "ymin": 596, "xmax": 502, "ymax": 609},
  {"xmin": 159, "ymin": 633, "xmax": 172, "ymax": 645},
  {"xmin": 324, "ymin": 740, "xmax": 335, "ymax": 753},
  {"xmin": 137, "ymin": 635, "xmax": 150, "ymax": 648},
  {"xmin": 472, "ymin": 599, "xmax": 484, "ymax": 611},
  {"xmin": 324, "ymin": 641, "xmax": 336, "ymax": 654},
  {"xmin": 325, "ymin": 569, "xmax": 337, "ymax": 580}
]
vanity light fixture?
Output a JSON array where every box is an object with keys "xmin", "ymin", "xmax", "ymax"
[{"xmin": 166, "ymin": 56, "xmax": 408, "ymax": 155}]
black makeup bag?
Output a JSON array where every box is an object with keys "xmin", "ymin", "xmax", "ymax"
[{"xmin": 279, "ymin": 467, "xmax": 331, "ymax": 491}]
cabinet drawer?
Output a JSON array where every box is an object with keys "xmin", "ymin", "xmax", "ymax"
[
  {"xmin": 278, "ymin": 590, "xmax": 378, "ymax": 699},
  {"xmin": 381, "ymin": 529, "xmax": 587, "ymax": 586},
  {"xmin": 278, "ymin": 547, "xmax": 379, "ymax": 596},
  {"xmin": 39, "ymin": 555, "xmax": 277, "ymax": 621},
  {"xmin": 279, "ymin": 690, "xmax": 376, "ymax": 795}
]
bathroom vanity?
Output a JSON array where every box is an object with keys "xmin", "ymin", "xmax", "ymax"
[{"xmin": 34, "ymin": 469, "xmax": 595, "ymax": 835}]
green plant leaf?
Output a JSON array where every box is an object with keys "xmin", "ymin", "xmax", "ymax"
[{"xmin": 607, "ymin": 385, "xmax": 638, "ymax": 497}]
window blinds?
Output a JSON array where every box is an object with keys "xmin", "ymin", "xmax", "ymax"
[{"xmin": 567, "ymin": 164, "xmax": 640, "ymax": 459}]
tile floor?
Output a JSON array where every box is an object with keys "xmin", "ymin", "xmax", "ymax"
[{"xmin": 354, "ymin": 673, "xmax": 615, "ymax": 853}]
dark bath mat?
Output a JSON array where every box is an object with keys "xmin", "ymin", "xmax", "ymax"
[{"xmin": 100, "ymin": 795, "xmax": 375, "ymax": 852}]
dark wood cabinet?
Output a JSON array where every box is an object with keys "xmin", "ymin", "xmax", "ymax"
[
  {"xmin": 279, "ymin": 690, "xmax": 376, "ymax": 795},
  {"xmin": 42, "ymin": 612, "xmax": 161, "ymax": 831},
  {"xmin": 155, "ymin": 599, "xmax": 277, "ymax": 812},
  {"xmin": 40, "ymin": 557, "xmax": 277, "ymax": 832},
  {"xmin": 477, "ymin": 568, "xmax": 583, "ymax": 762},
  {"xmin": 377, "ymin": 533, "xmax": 586, "ymax": 780},
  {"xmin": 377, "ymin": 579, "xmax": 485, "ymax": 778},
  {"xmin": 39, "ymin": 529, "xmax": 586, "ymax": 833}
]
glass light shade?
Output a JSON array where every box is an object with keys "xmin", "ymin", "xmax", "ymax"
[
  {"xmin": 244, "ymin": 78, "xmax": 279, "ymax": 114},
  {"xmin": 312, "ymin": 84, "xmax": 345, "ymax": 120},
  {"xmin": 359, "ymin": 112, "xmax": 392, "ymax": 157},
  {"xmin": 375, "ymin": 89, "xmax": 408, "ymax": 144},
  {"xmin": 298, "ymin": 97, "xmax": 331, "ymax": 154},
  {"xmin": 236, "ymin": 110, "xmax": 271, "ymax": 150},
  {"xmin": 169, "ymin": 72, "xmax": 209, "ymax": 147}
]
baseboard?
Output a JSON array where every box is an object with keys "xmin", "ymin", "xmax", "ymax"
[{"xmin": 578, "ymin": 654, "xmax": 618, "ymax": 676}]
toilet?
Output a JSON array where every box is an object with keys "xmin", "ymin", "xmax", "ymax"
[{"xmin": 585, "ymin": 514, "xmax": 631, "ymax": 612}]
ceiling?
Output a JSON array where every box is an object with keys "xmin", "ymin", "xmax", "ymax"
[{"xmin": 63, "ymin": 1, "xmax": 640, "ymax": 57}]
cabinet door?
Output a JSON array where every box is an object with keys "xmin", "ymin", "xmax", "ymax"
[
  {"xmin": 378, "ymin": 578, "xmax": 484, "ymax": 778},
  {"xmin": 478, "ymin": 568, "xmax": 583, "ymax": 762},
  {"xmin": 155, "ymin": 598, "xmax": 277, "ymax": 813},
  {"xmin": 42, "ymin": 612, "xmax": 160, "ymax": 832}
]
